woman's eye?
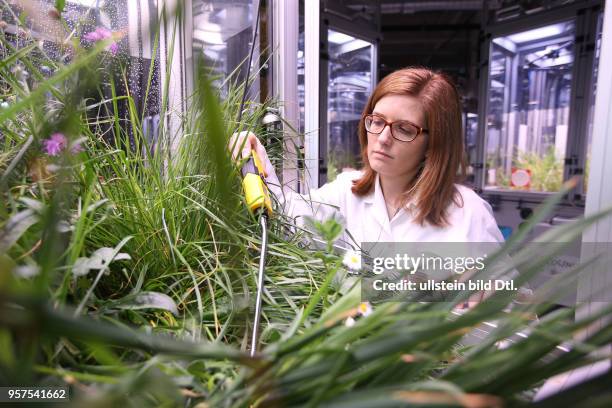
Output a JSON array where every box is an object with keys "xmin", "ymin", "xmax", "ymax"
[{"xmin": 397, "ymin": 125, "xmax": 414, "ymax": 135}]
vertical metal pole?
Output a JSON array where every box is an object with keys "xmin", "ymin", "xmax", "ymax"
[
  {"xmin": 304, "ymin": 0, "xmax": 320, "ymax": 190},
  {"xmin": 579, "ymin": 0, "xmax": 612, "ymax": 337},
  {"xmin": 271, "ymin": 0, "xmax": 299, "ymax": 190},
  {"xmin": 158, "ymin": 0, "xmax": 188, "ymax": 154}
]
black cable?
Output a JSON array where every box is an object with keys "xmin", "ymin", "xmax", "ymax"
[{"xmin": 236, "ymin": 0, "xmax": 262, "ymax": 126}]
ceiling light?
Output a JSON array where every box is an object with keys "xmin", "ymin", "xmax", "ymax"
[
  {"xmin": 505, "ymin": 22, "xmax": 571, "ymax": 44},
  {"xmin": 328, "ymin": 30, "xmax": 354, "ymax": 45}
]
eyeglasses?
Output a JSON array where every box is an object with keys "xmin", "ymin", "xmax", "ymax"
[{"xmin": 364, "ymin": 114, "xmax": 428, "ymax": 142}]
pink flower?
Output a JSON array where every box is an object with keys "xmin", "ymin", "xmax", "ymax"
[
  {"xmin": 84, "ymin": 27, "xmax": 112, "ymax": 42},
  {"xmin": 83, "ymin": 31, "xmax": 101, "ymax": 41},
  {"xmin": 43, "ymin": 133, "xmax": 67, "ymax": 156},
  {"xmin": 84, "ymin": 27, "xmax": 119, "ymax": 55}
]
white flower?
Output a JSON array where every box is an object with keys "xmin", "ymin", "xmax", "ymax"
[
  {"xmin": 342, "ymin": 249, "xmax": 361, "ymax": 272},
  {"xmin": 14, "ymin": 265, "xmax": 40, "ymax": 278},
  {"xmin": 345, "ymin": 316, "xmax": 356, "ymax": 327},
  {"xmin": 495, "ymin": 340, "xmax": 511, "ymax": 350},
  {"xmin": 358, "ymin": 302, "xmax": 373, "ymax": 317}
]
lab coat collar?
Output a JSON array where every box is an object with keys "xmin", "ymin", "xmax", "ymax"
[
  {"xmin": 364, "ymin": 174, "xmax": 417, "ymax": 225},
  {"xmin": 361, "ymin": 174, "xmax": 391, "ymax": 231}
]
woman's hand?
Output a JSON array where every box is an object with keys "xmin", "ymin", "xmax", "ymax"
[{"xmin": 228, "ymin": 131, "xmax": 271, "ymax": 177}]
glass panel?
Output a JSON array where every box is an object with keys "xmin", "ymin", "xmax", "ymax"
[
  {"xmin": 484, "ymin": 21, "xmax": 575, "ymax": 192},
  {"xmin": 1, "ymin": 0, "xmax": 129, "ymax": 64},
  {"xmin": 0, "ymin": 0, "xmax": 159, "ymax": 147},
  {"xmin": 326, "ymin": 29, "xmax": 373, "ymax": 181},
  {"xmin": 192, "ymin": 0, "xmax": 253, "ymax": 97}
]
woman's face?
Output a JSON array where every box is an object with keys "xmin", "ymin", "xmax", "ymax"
[{"xmin": 366, "ymin": 94, "xmax": 429, "ymax": 181}]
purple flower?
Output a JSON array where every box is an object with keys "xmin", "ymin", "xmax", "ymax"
[
  {"xmin": 43, "ymin": 133, "xmax": 67, "ymax": 156},
  {"xmin": 107, "ymin": 42, "xmax": 119, "ymax": 56}
]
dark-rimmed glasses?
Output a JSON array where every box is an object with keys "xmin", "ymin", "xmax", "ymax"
[{"xmin": 364, "ymin": 114, "xmax": 428, "ymax": 142}]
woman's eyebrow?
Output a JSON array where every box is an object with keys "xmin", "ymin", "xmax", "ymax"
[{"xmin": 372, "ymin": 111, "xmax": 412, "ymax": 123}]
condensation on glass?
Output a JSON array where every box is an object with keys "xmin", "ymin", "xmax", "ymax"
[
  {"xmin": 298, "ymin": 5, "xmax": 304, "ymax": 136},
  {"xmin": 485, "ymin": 20, "xmax": 575, "ymax": 193},
  {"xmin": 1, "ymin": 0, "xmax": 129, "ymax": 73},
  {"xmin": 192, "ymin": 0, "xmax": 254, "ymax": 97},
  {"xmin": 326, "ymin": 29, "xmax": 374, "ymax": 181},
  {"xmin": 0, "ymin": 0, "xmax": 161, "ymax": 149}
]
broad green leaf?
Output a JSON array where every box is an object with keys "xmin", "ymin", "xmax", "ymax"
[{"xmin": 54, "ymin": 0, "xmax": 65, "ymax": 13}]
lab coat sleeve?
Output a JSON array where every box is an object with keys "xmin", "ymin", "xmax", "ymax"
[
  {"xmin": 475, "ymin": 199, "xmax": 505, "ymax": 243},
  {"xmin": 469, "ymin": 193, "xmax": 532, "ymax": 299},
  {"xmin": 262, "ymin": 157, "xmax": 353, "ymax": 228},
  {"xmin": 461, "ymin": 188, "xmax": 508, "ymax": 272}
]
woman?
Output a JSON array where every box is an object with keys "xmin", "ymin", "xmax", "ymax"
[{"xmin": 232, "ymin": 67, "xmax": 503, "ymax": 248}]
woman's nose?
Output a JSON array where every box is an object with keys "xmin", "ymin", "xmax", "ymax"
[{"xmin": 378, "ymin": 125, "xmax": 393, "ymax": 145}]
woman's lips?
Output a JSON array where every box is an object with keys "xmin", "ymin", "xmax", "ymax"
[{"xmin": 373, "ymin": 150, "xmax": 393, "ymax": 159}]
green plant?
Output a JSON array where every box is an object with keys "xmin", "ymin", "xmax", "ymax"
[
  {"xmin": 488, "ymin": 147, "xmax": 564, "ymax": 192},
  {"xmin": 514, "ymin": 147, "xmax": 564, "ymax": 192},
  {"xmin": 1, "ymin": 0, "xmax": 330, "ymax": 383}
]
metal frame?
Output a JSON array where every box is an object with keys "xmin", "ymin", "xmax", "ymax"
[
  {"xmin": 304, "ymin": 0, "xmax": 321, "ymax": 190},
  {"xmin": 316, "ymin": 2, "xmax": 380, "ymax": 186},
  {"xmin": 533, "ymin": 4, "xmax": 612, "ymax": 394},
  {"xmin": 271, "ymin": 0, "xmax": 300, "ymax": 191},
  {"xmin": 477, "ymin": 0, "xmax": 603, "ymax": 205},
  {"xmin": 578, "ymin": 0, "xmax": 612, "ymax": 344},
  {"xmin": 175, "ymin": 0, "xmax": 380, "ymax": 191},
  {"xmin": 569, "ymin": 5, "xmax": 603, "ymax": 201},
  {"xmin": 158, "ymin": 0, "xmax": 191, "ymax": 154},
  {"xmin": 182, "ymin": 1, "xmax": 299, "ymax": 189}
]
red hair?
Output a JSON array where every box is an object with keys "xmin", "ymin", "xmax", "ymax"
[{"xmin": 351, "ymin": 67, "xmax": 467, "ymax": 227}]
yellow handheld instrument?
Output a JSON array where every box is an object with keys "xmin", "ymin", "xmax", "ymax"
[{"xmin": 240, "ymin": 149, "xmax": 272, "ymax": 216}]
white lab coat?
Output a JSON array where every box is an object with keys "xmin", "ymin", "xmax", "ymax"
[
  {"xmin": 266, "ymin": 169, "xmax": 504, "ymax": 249},
  {"xmin": 266, "ymin": 168, "xmax": 526, "ymax": 299}
]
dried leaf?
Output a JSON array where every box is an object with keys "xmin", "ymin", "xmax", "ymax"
[
  {"xmin": 116, "ymin": 292, "xmax": 179, "ymax": 316},
  {"xmin": 0, "ymin": 209, "xmax": 38, "ymax": 252}
]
